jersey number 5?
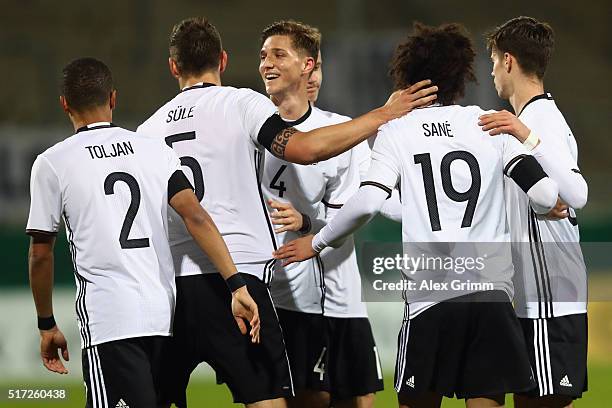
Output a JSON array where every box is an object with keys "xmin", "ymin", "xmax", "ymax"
[
  {"xmin": 165, "ymin": 132, "xmax": 205, "ymax": 201},
  {"xmin": 414, "ymin": 151, "xmax": 481, "ymax": 231},
  {"xmin": 104, "ymin": 172, "xmax": 150, "ymax": 249}
]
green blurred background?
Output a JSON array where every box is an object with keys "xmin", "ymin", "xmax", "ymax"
[{"xmin": 0, "ymin": 0, "xmax": 610, "ymax": 406}]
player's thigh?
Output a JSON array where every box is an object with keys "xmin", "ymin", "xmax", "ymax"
[
  {"xmin": 465, "ymin": 395, "xmax": 505, "ymax": 408},
  {"xmin": 327, "ymin": 317, "xmax": 383, "ymax": 402},
  {"xmin": 514, "ymin": 393, "xmax": 574, "ymax": 408},
  {"xmin": 209, "ymin": 275, "xmax": 293, "ymax": 404},
  {"xmin": 334, "ymin": 393, "xmax": 375, "ymax": 408},
  {"xmin": 277, "ymin": 308, "xmax": 330, "ymax": 394},
  {"xmin": 398, "ymin": 391, "xmax": 442, "ymax": 408},
  {"xmin": 287, "ymin": 390, "xmax": 330, "ymax": 408},
  {"xmin": 83, "ymin": 336, "xmax": 165, "ymax": 408}
]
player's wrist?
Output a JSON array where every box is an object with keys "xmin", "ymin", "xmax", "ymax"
[
  {"xmin": 522, "ymin": 131, "xmax": 540, "ymax": 150},
  {"xmin": 37, "ymin": 314, "xmax": 57, "ymax": 331},
  {"xmin": 311, "ymin": 233, "xmax": 327, "ymax": 253},
  {"xmin": 225, "ymin": 273, "xmax": 247, "ymax": 292},
  {"xmin": 298, "ymin": 213, "xmax": 311, "ymax": 234}
]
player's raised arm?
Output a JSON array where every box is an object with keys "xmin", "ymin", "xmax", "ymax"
[
  {"xmin": 168, "ymin": 171, "xmax": 260, "ymax": 342},
  {"xmin": 479, "ymin": 110, "xmax": 587, "ymax": 209},
  {"xmin": 259, "ymin": 80, "xmax": 437, "ymax": 164}
]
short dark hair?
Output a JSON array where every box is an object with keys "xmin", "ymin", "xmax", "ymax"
[
  {"xmin": 389, "ymin": 22, "xmax": 476, "ymax": 105},
  {"xmin": 169, "ymin": 17, "xmax": 222, "ymax": 76},
  {"xmin": 486, "ymin": 16, "xmax": 554, "ymax": 79},
  {"xmin": 61, "ymin": 57, "xmax": 113, "ymax": 112},
  {"xmin": 261, "ymin": 20, "xmax": 321, "ymax": 59}
]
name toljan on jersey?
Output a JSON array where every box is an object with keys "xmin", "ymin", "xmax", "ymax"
[
  {"xmin": 85, "ymin": 141, "xmax": 134, "ymax": 159},
  {"xmin": 166, "ymin": 105, "xmax": 194, "ymax": 123},
  {"xmin": 422, "ymin": 121, "xmax": 454, "ymax": 137}
]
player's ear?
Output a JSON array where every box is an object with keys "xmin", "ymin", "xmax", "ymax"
[
  {"xmin": 168, "ymin": 58, "xmax": 180, "ymax": 79},
  {"xmin": 109, "ymin": 90, "xmax": 117, "ymax": 110},
  {"xmin": 219, "ymin": 50, "xmax": 228, "ymax": 73},
  {"xmin": 504, "ymin": 52, "xmax": 512, "ymax": 74},
  {"xmin": 303, "ymin": 56, "xmax": 315, "ymax": 76},
  {"xmin": 59, "ymin": 96, "xmax": 70, "ymax": 113}
]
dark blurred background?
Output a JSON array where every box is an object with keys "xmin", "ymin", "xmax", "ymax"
[{"xmin": 0, "ymin": 0, "xmax": 610, "ymax": 287}]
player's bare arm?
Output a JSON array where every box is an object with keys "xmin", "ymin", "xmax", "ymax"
[
  {"xmin": 28, "ymin": 233, "xmax": 70, "ymax": 374},
  {"xmin": 270, "ymin": 80, "xmax": 437, "ymax": 164},
  {"xmin": 170, "ymin": 188, "xmax": 261, "ymax": 343}
]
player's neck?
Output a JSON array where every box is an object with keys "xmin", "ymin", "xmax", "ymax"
[
  {"xmin": 271, "ymin": 91, "xmax": 309, "ymax": 121},
  {"xmin": 179, "ymin": 72, "xmax": 221, "ymax": 90},
  {"xmin": 69, "ymin": 107, "xmax": 112, "ymax": 132},
  {"xmin": 509, "ymin": 78, "xmax": 545, "ymax": 115}
]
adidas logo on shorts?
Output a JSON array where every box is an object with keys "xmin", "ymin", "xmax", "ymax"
[
  {"xmin": 115, "ymin": 399, "xmax": 129, "ymax": 408},
  {"xmin": 559, "ymin": 375, "xmax": 573, "ymax": 388},
  {"xmin": 405, "ymin": 375, "xmax": 415, "ymax": 388}
]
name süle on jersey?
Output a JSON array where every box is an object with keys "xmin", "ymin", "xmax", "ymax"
[
  {"xmin": 85, "ymin": 141, "xmax": 134, "ymax": 159},
  {"xmin": 166, "ymin": 105, "xmax": 195, "ymax": 123}
]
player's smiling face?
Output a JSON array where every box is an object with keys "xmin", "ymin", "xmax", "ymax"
[
  {"xmin": 307, "ymin": 50, "xmax": 323, "ymax": 103},
  {"xmin": 260, "ymin": 35, "xmax": 312, "ymax": 97}
]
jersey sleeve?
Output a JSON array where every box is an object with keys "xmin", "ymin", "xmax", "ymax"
[
  {"xmin": 26, "ymin": 155, "xmax": 62, "ymax": 235},
  {"xmin": 353, "ymin": 140, "xmax": 372, "ymax": 180},
  {"xmin": 361, "ymin": 126, "xmax": 400, "ymax": 198},
  {"xmin": 234, "ymin": 89, "xmax": 279, "ymax": 148},
  {"xmin": 163, "ymin": 145, "xmax": 193, "ymax": 201}
]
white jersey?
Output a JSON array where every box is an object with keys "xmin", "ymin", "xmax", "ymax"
[
  {"xmin": 138, "ymin": 84, "xmax": 279, "ymax": 281},
  {"xmin": 506, "ymin": 94, "xmax": 587, "ymax": 318},
  {"xmin": 366, "ymin": 105, "xmax": 534, "ymax": 318},
  {"xmin": 26, "ymin": 123, "xmax": 182, "ymax": 348},
  {"xmin": 264, "ymin": 106, "xmax": 368, "ymax": 317}
]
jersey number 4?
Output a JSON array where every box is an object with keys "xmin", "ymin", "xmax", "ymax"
[
  {"xmin": 269, "ymin": 165, "xmax": 287, "ymax": 197},
  {"xmin": 104, "ymin": 172, "xmax": 150, "ymax": 249},
  {"xmin": 414, "ymin": 151, "xmax": 481, "ymax": 231}
]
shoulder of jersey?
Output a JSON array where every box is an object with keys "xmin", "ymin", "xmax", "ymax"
[{"xmin": 312, "ymin": 106, "xmax": 351, "ymax": 124}]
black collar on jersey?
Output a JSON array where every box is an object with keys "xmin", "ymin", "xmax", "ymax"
[
  {"xmin": 75, "ymin": 122, "xmax": 117, "ymax": 133},
  {"xmin": 181, "ymin": 82, "xmax": 216, "ymax": 93},
  {"xmin": 518, "ymin": 92, "xmax": 553, "ymax": 117},
  {"xmin": 282, "ymin": 102, "xmax": 312, "ymax": 126}
]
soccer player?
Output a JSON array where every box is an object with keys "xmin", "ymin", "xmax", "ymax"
[
  {"xmin": 479, "ymin": 16, "xmax": 588, "ymax": 407},
  {"xmin": 273, "ymin": 22, "xmax": 562, "ymax": 408},
  {"xmin": 259, "ymin": 21, "xmax": 383, "ymax": 408},
  {"xmin": 137, "ymin": 17, "xmax": 436, "ymax": 408},
  {"xmin": 26, "ymin": 57, "xmax": 260, "ymax": 408}
]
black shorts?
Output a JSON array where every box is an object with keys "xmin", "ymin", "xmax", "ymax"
[
  {"xmin": 517, "ymin": 314, "xmax": 588, "ymax": 398},
  {"xmin": 82, "ymin": 336, "xmax": 167, "ymax": 408},
  {"xmin": 326, "ymin": 316, "xmax": 385, "ymax": 401},
  {"xmin": 277, "ymin": 308, "xmax": 329, "ymax": 392},
  {"xmin": 160, "ymin": 273, "xmax": 293, "ymax": 406},
  {"xmin": 394, "ymin": 290, "xmax": 535, "ymax": 400}
]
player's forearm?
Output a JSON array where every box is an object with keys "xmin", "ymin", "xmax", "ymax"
[
  {"xmin": 379, "ymin": 189, "xmax": 402, "ymax": 222},
  {"xmin": 313, "ymin": 186, "xmax": 387, "ymax": 251},
  {"xmin": 28, "ymin": 245, "xmax": 54, "ymax": 318},
  {"xmin": 285, "ymin": 108, "xmax": 389, "ymax": 164},
  {"xmin": 183, "ymin": 211, "xmax": 239, "ymax": 280},
  {"xmin": 531, "ymin": 141, "xmax": 588, "ymax": 209}
]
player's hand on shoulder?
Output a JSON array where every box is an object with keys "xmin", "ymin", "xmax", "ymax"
[
  {"xmin": 39, "ymin": 326, "xmax": 69, "ymax": 374},
  {"xmin": 268, "ymin": 199, "xmax": 303, "ymax": 233},
  {"xmin": 544, "ymin": 198, "xmax": 569, "ymax": 220},
  {"xmin": 478, "ymin": 109, "xmax": 531, "ymax": 141},
  {"xmin": 381, "ymin": 79, "xmax": 438, "ymax": 121},
  {"xmin": 273, "ymin": 234, "xmax": 316, "ymax": 266},
  {"xmin": 231, "ymin": 286, "xmax": 261, "ymax": 344}
]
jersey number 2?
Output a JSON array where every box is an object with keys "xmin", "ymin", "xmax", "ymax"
[
  {"xmin": 414, "ymin": 151, "xmax": 481, "ymax": 231},
  {"xmin": 104, "ymin": 172, "xmax": 150, "ymax": 249}
]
